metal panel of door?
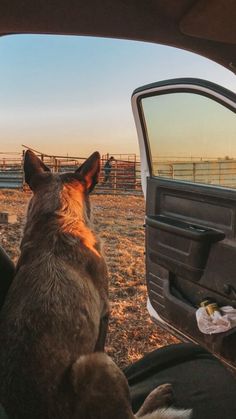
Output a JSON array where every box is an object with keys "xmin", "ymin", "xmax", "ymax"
[{"xmin": 132, "ymin": 78, "xmax": 236, "ymax": 370}]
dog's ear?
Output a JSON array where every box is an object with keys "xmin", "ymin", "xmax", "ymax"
[
  {"xmin": 75, "ymin": 152, "xmax": 100, "ymax": 193},
  {"xmin": 24, "ymin": 150, "xmax": 51, "ymax": 191}
]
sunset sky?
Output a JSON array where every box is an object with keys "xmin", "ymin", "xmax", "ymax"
[{"xmin": 0, "ymin": 34, "xmax": 235, "ymax": 158}]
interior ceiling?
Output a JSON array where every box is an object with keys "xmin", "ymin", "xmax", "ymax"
[{"xmin": 0, "ymin": 0, "xmax": 235, "ymax": 73}]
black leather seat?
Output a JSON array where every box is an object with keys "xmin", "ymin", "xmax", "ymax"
[{"xmin": 124, "ymin": 343, "xmax": 236, "ymax": 419}]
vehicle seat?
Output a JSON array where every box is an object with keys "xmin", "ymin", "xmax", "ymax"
[{"xmin": 124, "ymin": 342, "xmax": 236, "ymax": 419}]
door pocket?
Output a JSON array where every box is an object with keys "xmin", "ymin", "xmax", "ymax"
[
  {"xmin": 146, "ymin": 215, "xmax": 225, "ymax": 281},
  {"xmin": 161, "ymin": 281, "xmax": 236, "ymax": 367}
]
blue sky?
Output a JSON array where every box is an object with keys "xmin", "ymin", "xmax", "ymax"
[{"xmin": 0, "ymin": 35, "xmax": 235, "ymax": 157}]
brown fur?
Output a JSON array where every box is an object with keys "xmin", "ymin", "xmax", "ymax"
[
  {"xmin": 69, "ymin": 353, "xmax": 192, "ymax": 419},
  {"xmin": 0, "ymin": 151, "xmax": 109, "ymax": 419}
]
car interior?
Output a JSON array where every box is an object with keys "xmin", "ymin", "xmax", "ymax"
[{"xmin": 0, "ymin": 1, "xmax": 235, "ymax": 418}]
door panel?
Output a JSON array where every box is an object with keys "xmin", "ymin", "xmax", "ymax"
[
  {"xmin": 146, "ymin": 177, "xmax": 236, "ymax": 368},
  {"xmin": 132, "ymin": 78, "xmax": 236, "ymax": 370},
  {"xmin": 146, "ymin": 178, "xmax": 236, "ymax": 365}
]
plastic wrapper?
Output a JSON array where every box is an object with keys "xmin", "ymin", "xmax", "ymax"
[{"xmin": 196, "ymin": 306, "xmax": 236, "ymax": 334}]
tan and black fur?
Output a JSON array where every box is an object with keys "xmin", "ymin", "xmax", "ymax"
[
  {"xmin": 70, "ymin": 352, "xmax": 192, "ymax": 419},
  {"xmin": 0, "ymin": 150, "xmax": 109, "ymax": 419}
]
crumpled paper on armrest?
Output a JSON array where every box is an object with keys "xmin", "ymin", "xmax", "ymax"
[{"xmin": 196, "ymin": 306, "xmax": 236, "ymax": 334}]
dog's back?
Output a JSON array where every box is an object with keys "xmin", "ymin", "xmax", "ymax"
[{"xmin": 0, "ymin": 151, "xmax": 109, "ymax": 419}]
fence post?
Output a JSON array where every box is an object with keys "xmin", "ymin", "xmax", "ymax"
[
  {"xmin": 113, "ymin": 161, "xmax": 117, "ymax": 194},
  {"xmin": 55, "ymin": 158, "xmax": 58, "ymax": 173},
  {"xmin": 219, "ymin": 161, "xmax": 222, "ymax": 186},
  {"xmin": 193, "ymin": 162, "xmax": 196, "ymax": 182},
  {"xmin": 21, "ymin": 150, "xmax": 25, "ymax": 190}
]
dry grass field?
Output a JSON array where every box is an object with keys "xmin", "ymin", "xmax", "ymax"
[{"xmin": 0, "ymin": 190, "xmax": 178, "ymax": 368}]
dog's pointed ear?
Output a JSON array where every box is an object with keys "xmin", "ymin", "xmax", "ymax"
[
  {"xmin": 75, "ymin": 152, "xmax": 100, "ymax": 193},
  {"xmin": 24, "ymin": 150, "xmax": 51, "ymax": 190}
]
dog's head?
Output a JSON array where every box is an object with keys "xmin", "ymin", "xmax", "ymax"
[{"xmin": 24, "ymin": 150, "xmax": 100, "ymax": 221}]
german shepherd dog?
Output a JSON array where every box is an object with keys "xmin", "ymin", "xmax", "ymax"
[
  {"xmin": 69, "ymin": 352, "xmax": 192, "ymax": 419},
  {"xmin": 0, "ymin": 150, "xmax": 109, "ymax": 419}
]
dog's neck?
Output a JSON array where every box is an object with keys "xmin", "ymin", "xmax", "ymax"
[
  {"xmin": 57, "ymin": 184, "xmax": 101, "ymax": 258},
  {"xmin": 20, "ymin": 184, "xmax": 101, "ymax": 260}
]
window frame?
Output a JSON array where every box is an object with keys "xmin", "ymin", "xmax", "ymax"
[{"xmin": 132, "ymin": 78, "xmax": 236, "ymax": 188}]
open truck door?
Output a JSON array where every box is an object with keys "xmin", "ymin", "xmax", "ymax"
[{"xmin": 132, "ymin": 78, "xmax": 236, "ymax": 371}]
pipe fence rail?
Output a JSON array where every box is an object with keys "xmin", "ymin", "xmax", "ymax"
[
  {"xmin": 2, "ymin": 149, "xmax": 236, "ymax": 192},
  {"xmin": 154, "ymin": 159, "xmax": 236, "ymax": 188},
  {"xmin": 0, "ymin": 150, "xmax": 142, "ymax": 195}
]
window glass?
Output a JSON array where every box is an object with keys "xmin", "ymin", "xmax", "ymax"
[{"xmin": 141, "ymin": 92, "xmax": 236, "ymax": 187}]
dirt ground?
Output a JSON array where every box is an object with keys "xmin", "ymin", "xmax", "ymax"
[{"xmin": 0, "ymin": 190, "xmax": 178, "ymax": 368}]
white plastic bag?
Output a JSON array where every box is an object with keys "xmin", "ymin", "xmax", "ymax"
[{"xmin": 196, "ymin": 306, "xmax": 236, "ymax": 334}]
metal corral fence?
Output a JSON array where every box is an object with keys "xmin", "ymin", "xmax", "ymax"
[
  {"xmin": 0, "ymin": 152, "xmax": 23, "ymax": 189},
  {"xmin": 154, "ymin": 158, "xmax": 236, "ymax": 188},
  {"xmin": 3, "ymin": 149, "xmax": 236, "ymax": 192},
  {"xmin": 0, "ymin": 149, "xmax": 142, "ymax": 195}
]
